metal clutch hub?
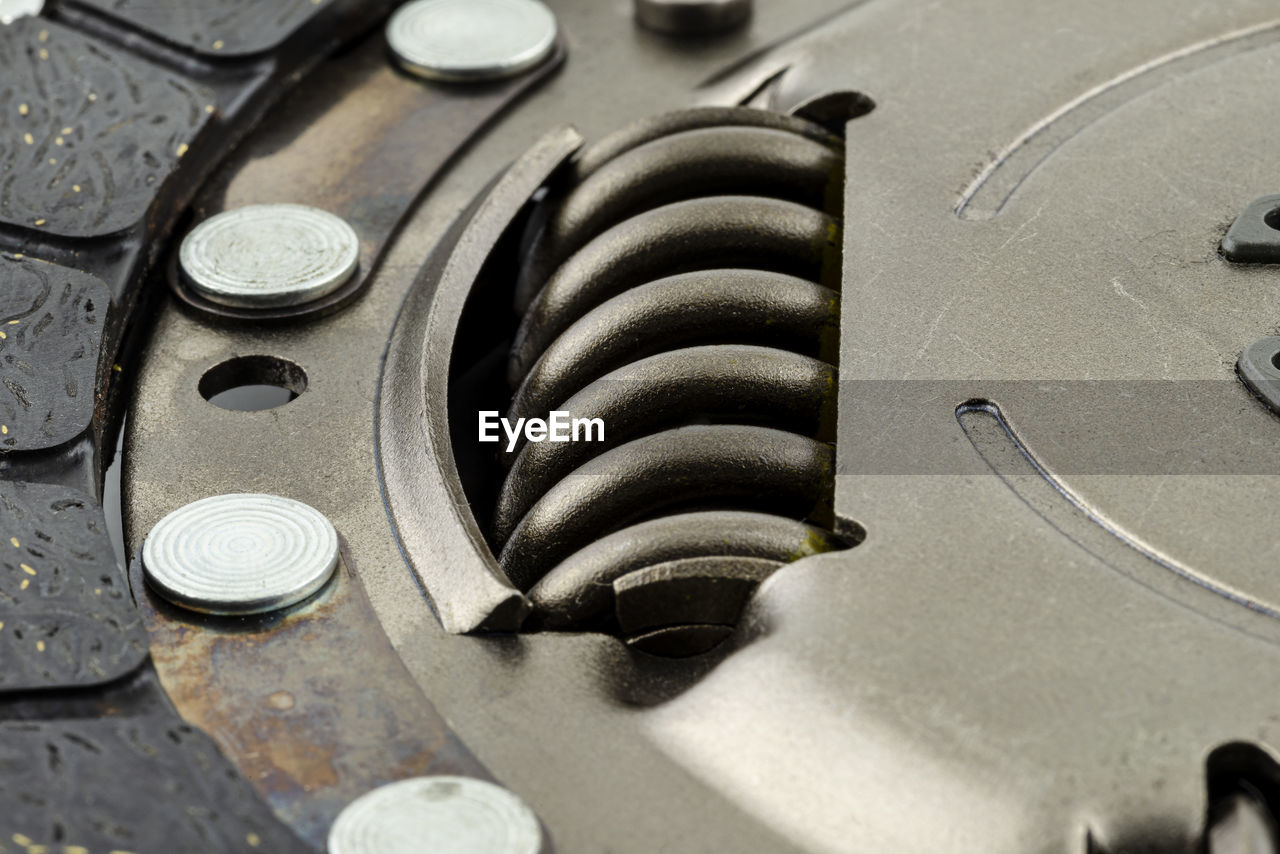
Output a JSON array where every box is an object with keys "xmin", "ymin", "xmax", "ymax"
[{"xmin": 5, "ymin": 0, "xmax": 1280, "ymax": 852}]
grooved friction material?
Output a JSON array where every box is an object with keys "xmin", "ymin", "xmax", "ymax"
[
  {"xmin": 0, "ymin": 257, "xmax": 108, "ymax": 452},
  {"xmin": 0, "ymin": 482, "xmax": 148, "ymax": 692},
  {"xmin": 0, "ymin": 17, "xmax": 212, "ymax": 238},
  {"xmin": 69, "ymin": 0, "xmax": 340, "ymax": 57},
  {"xmin": 0, "ymin": 717, "xmax": 310, "ymax": 852}
]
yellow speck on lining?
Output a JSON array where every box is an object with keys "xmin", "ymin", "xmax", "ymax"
[
  {"xmin": 19, "ymin": 579, "xmax": 29, "ymax": 590},
  {"xmin": 10, "ymin": 255, "xmax": 20, "ymax": 261},
  {"xmin": 33, "ymin": 219, "xmax": 45, "ymax": 227},
  {"xmin": 9, "ymin": 537, "xmax": 18, "ymax": 548},
  {"xmin": 18, "ymin": 103, "xmax": 28, "ymax": 116},
  {"xmin": 48, "ymin": 158, "xmax": 56, "ymax": 165},
  {"xmin": 87, "ymin": 92, "xmax": 97, "ymax": 102},
  {"xmin": 8, "ymin": 319, "xmax": 18, "ymax": 324},
  {"xmin": 35, "ymin": 640, "xmax": 44, "ymax": 652},
  {"xmin": 38, "ymin": 48, "xmax": 49, "ymax": 60},
  {"xmin": 0, "ymin": 621, "xmax": 4, "ymax": 631},
  {"xmin": 21, "ymin": 564, "xmax": 35, "ymax": 576},
  {"xmin": 61, "ymin": 127, "xmax": 71, "ymax": 135},
  {"xmin": 38, "ymin": 29, "xmax": 48, "ymax": 41},
  {"xmin": 176, "ymin": 143, "xmax": 189, "ymax": 157},
  {"xmin": 23, "ymin": 133, "xmax": 33, "ymax": 145},
  {"xmin": 112, "ymin": 364, "xmax": 122, "ymax": 372},
  {"xmin": 55, "ymin": 137, "xmax": 63, "ymax": 146},
  {"xmin": 110, "ymin": 849, "xmax": 140, "ymax": 854},
  {"xmin": 2, "ymin": 425, "xmax": 8, "ymax": 434},
  {"xmin": 72, "ymin": 184, "xmax": 81, "ymax": 193},
  {"xmin": 94, "ymin": 588, "xmax": 101, "ymax": 595},
  {"xmin": 204, "ymin": 104, "xmax": 215, "ymax": 114},
  {"xmin": 0, "ymin": 331, "xmax": 7, "ymax": 340},
  {"xmin": 12, "ymin": 833, "xmax": 32, "ymax": 846},
  {"xmin": 246, "ymin": 833, "xmax": 261, "ymax": 847},
  {"xmin": 212, "ymin": 39, "xmax": 225, "ymax": 49},
  {"xmin": 67, "ymin": 847, "xmax": 90, "ymax": 854}
]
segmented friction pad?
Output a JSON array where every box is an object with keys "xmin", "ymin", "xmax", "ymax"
[
  {"xmin": 0, "ymin": 17, "xmax": 212, "ymax": 238},
  {"xmin": 0, "ymin": 717, "xmax": 310, "ymax": 852},
  {"xmin": 0, "ymin": 482, "xmax": 148, "ymax": 692},
  {"xmin": 0, "ymin": 257, "xmax": 109, "ymax": 452},
  {"xmin": 69, "ymin": 0, "xmax": 347, "ymax": 57}
]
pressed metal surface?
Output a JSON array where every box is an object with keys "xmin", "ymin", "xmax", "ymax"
[
  {"xmin": 120, "ymin": 0, "xmax": 1280, "ymax": 852},
  {"xmin": 125, "ymin": 4, "xmax": 855, "ymax": 849}
]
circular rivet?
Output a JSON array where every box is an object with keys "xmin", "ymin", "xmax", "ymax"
[
  {"xmin": 386, "ymin": 0, "xmax": 558, "ymax": 83},
  {"xmin": 634, "ymin": 0, "xmax": 752, "ymax": 35},
  {"xmin": 179, "ymin": 204, "xmax": 360, "ymax": 309},
  {"xmin": 329, "ymin": 776, "xmax": 542, "ymax": 854},
  {"xmin": 0, "ymin": 0, "xmax": 42, "ymax": 25},
  {"xmin": 142, "ymin": 493, "xmax": 339, "ymax": 615}
]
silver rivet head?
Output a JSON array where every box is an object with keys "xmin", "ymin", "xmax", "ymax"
[
  {"xmin": 386, "ymin": 0, "xmax": 558, "ymax": 83},
  {"xmin": 179, "ymin": 204, "xmax": 360, "ymax": 309},
  {"xmin": 0, "ymin": 0, "xmax": 42, "ymax": 25},
  {"xmin": 142, "ymin": 493, "xmax": 339, "ymax": 615},
  {"xmin": 329, "ymin": 776, "xmax": 543, "ymax": 854}
]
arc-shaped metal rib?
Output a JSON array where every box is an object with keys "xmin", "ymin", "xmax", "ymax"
[
  {"xmin": 497, "ymin": 425, "xmax": 834, "ymax": 590},
  {"xmin": 507, "ymin": 270, "xmax": 839, "ymax": 426},
  {"xmin": 493, "ymin": 346, "xmax": 837, "ymax": 545},
  {"xmin": 526, "ymin": 510, "xmax": 845, "ymax": 628},
  {"xmin": 507, "ymin": 196, "xmax": 840, "ymax": 387}
]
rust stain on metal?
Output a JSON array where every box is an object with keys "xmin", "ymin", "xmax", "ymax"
[{"xmin": 129, "ymin": 546, "xmax": 491, "ymax": 848}]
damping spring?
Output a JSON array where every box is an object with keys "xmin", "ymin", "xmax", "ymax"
[{"xmin": 493, "ymin": 106, "xmax": 854, "ymax": 656}]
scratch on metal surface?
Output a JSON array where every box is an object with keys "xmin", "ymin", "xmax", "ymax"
[{"xmin": 957, "ymin": 18, "xmax": 1280, "ymax": 219}]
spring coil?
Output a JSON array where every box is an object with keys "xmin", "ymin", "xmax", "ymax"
[{"xmin": 493, "ymin": 107, "xmax": 852, "ymax": 655}]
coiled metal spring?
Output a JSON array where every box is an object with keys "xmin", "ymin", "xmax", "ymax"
[{"xmin": 492, "ymin": 107, "xmax": 852, "ymax": 656}]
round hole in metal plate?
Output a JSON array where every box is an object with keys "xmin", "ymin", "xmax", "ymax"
[{"xmin": 199, "ymin": 355, "xmax": 307, "ymax": 411}]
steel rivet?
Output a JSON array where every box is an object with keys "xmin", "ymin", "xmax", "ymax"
[
  {"xmin": 179, "ymin": 203, "xmax": 360, "ymax": 309},
  {"xmin": 0, "ymin": 0, "xmax": 42, "ymax": 25},
  {"xmin": 141, "ymin": 493, "xmax": 339, "ymax": 615},
  {"xmin": 386, "ymin": 0, "xmax": 558, "ymax": 83},
  {"xmin": 328, "ymin": 776, "xmax": 543, "ymax": 854},
  {"xmin": 634, "ymin": 0, "xmax": 752, "ymax": 35}
]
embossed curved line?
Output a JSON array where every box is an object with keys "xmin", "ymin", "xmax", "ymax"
[
  {"xmin": 956, "ymin": 19, "xmax": 1280, "ymax": 220},
  {"xmin": 956, "ymin": 400, "xmax": 1280, "ymax": 621}
]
